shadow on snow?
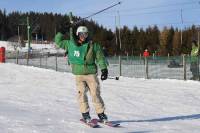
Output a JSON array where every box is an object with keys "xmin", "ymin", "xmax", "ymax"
[{"xmin": 112, "ymin": 113, "xmax": 200, "ymax": 123}]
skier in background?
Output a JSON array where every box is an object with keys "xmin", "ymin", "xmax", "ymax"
[
  {"xmin": 190, "ymin": 40, "xmax": 199, "ymax": 80},
  {"xmin": 143, "ymin": 49, "xmax": 150, "ymax": 58},
  {"xmin": 55, "ymin": 26, "xmax": 109, "ymax": 123}
]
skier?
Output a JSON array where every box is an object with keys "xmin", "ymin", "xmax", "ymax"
[
  {"xmin": 55, "ymin": 26, "xmax": 108, "ymax": 123},
  {"xmin": 143, "ymin": 49, "xmax": 150, "ymax": 58},
  {"xmin": 190, "ymin": 40, "xmax": 199, "ymax": 80}
]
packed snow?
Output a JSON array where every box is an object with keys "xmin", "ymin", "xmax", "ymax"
[{"xmin": 0, "ymin": 63, "xmax": 200, "ymax": 133}]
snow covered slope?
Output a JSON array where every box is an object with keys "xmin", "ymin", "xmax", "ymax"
[{"xmin": 0, "ymin": 63, "xmax": 200, "ymax": 133}]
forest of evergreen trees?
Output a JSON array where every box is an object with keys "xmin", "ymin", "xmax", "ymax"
[{"xmin": 0, "ymin": 9, "xmax": 199, "ymax": 56}]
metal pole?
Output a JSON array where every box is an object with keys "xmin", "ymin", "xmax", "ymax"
[
  {"xmin": 45, "ymin": 53, "xmax": 47, "ymax": 69},
  {"xmin": 115, "ymin": 16, "xmax": 118, "ymax": 53},
  {"xmin": 181, "ymin": 29, "xmax": 183, "ymax": 46},
  {"xmin": 180, "ymin": 9, "xmax": 183, "ymax": 47},
  {"xmin": 36, "ymin": 33, "xmax": 38, "ymax": 44},
  {"xmin": 16, "ymin": 50, "xmax": 19, "ymax": 64},
  {"xmin": 168, "ymin": 53, "xmax": 170, "ymax": 65},
  {"xmin": 118, "ymin": 11, "xmax": 122, "ymax": 55},
  {"xmin": 18, "ymin": 26, "xmax": 20, "ymax": 44},
  {"xmin": 198, "ymin": 28, "xmax": 199, "ymax": 46},
  {"xmin": 145, "ymin": 57, "xmax": 149, "ymax": 79},
  {"xmin": 40, "ymin": 53, "xmax": 42, "ymax": 68},
  {"xmin": 115, "ymin": 15, "xmax": 121, "ymax": 77},
  {"xmin": 69, "ymin": 12, "xmax": 73, "ymax": 40},
  {"xmin": 183, "ymin": 54, "xmax": 186, "ymax": 80},
  {"xmin": 55, "ymin": 52, "xmax": 58, "ymax": 71},
  {"xmin": 197, "ymin": 26, "xmax": 200, "ymax": 81},
  {"xmin": 118, "ymin": 11, "xmax": 122, "ymax": 76},
  {"xmin": 27, "ymin": 16, "xmax": 31, "ymax": 66},
  {"xmin": 119, "ymin": 55, "xmax": 122, "ymax": 76},
  {"xmin": 197, "ymin": 55, "xmax": 200, "ymax": 81}
]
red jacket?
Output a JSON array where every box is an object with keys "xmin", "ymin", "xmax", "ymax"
[{"xmin": 143, "ymin": 51, "xmax": 150, "ymax": 57}]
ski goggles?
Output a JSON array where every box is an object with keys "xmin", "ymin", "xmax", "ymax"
[{"xmin": 78, "ymin": 32, "xmax": 88, "ymax": 38}]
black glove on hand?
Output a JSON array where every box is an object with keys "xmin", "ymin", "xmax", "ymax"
[{"xmin": 101, "ymin": 69, "xmax": 108, "ymax": 80}]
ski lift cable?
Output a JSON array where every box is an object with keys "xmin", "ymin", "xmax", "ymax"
[
  {"xmin": 86, "ymin": 7, "xmax": 200, "ymax": 19},
  {"xmin": 119, "ymin": 1, "xmax": 199, "ymax": 12},
  {"xmin": 71, "ymin": 1, "xmax": 122, "ymax": 26},
  {"xmin": 83, "ymin": 2, "xmax": 122, "ymax": 19},
  {"xmin": 76, "ymin": 1, "xmax": 199, "ymax": 16}
]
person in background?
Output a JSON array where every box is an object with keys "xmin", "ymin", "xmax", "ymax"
[
  {"xmin": 143, "ymin": 49, "xmax": 150, "ymax": 58},
  {"xmin": 55, "ymin": 26, "xmax": 109, "ymax": 123},
  {"xmin": 190, "ymin": 40, "xmax": 199, "ymax": 80}
]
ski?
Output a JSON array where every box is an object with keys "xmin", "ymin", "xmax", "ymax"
[
  {"xmin": 80, "ymin": 119, "xmax": 100, "ymax": 128},
  {"xmin": 96, "ymin": 119, "xmax": 120, "ymax": 127}
]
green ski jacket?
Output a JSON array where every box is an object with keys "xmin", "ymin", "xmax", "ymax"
[{"xmin": 55, "ymin": 32, "xmax": 107, "ymax": 75}]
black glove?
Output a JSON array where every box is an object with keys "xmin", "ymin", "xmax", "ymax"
[{"xmin": 101, "ymin": 69, "xmax": 108, "ymax": 80}]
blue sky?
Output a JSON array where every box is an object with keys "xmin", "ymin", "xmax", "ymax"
[{"xmin": 0, "ymin": 0, "xmax": 200, "ymax": 30}]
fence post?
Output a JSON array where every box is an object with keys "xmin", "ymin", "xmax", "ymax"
[
  {"xmin": 145, "ymin": 57, "xmax": 149, "ymax": 79},
  {"xmin": 26, "ymin": 52, "xmax": 29, "ymax": 66},
  {"xmin": 119, "ymin": 55, "xmax": 122, "ymax": 76},
  {"xmin": 140, "ymin": 53, "xmax": 142, "ymax": 64},
  {"xmin": 40, "ymin": 52, "xmax": 42, "ymax": 68},
  {"xmin": 183, "ymin": 54, "xmax": 186, "ymax": 80},
  {"xmin": 27, "ymin": 17, "xmax": 31, "ymax": 66},
  {"xmin": 181, "ymin": 54, "xmax": 183, "ymax": 66},
  {"xmin": 45, "ymin": 53, "xmax": 48, "ymax": 68},
  {"xmin": 55, "ymin": 52, "xmax": 58, "ymax": 71},
  {"xmin": 167, "ymin": 53, "xmax": 170, "ymax": 65},
  {"xmin": 16, "ymin": 50, "xmax": 19, "ymax": 64},
  {"xmin": 197, "ymin": 55, "xmax": 200, "ymax": 81},
  {"xmin": 152, "ymin": 53, "xmax": 155, "ymax": 60}
]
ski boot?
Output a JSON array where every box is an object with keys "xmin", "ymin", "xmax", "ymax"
[
  {"xmin": 98, "ymin": 112, "xmax": 108, "ymax": 123},
  {"xmin": 82, "ymin": 112, "xmax": 91, "ymax": 123}
]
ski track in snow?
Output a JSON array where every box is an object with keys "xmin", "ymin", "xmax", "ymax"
[{"xmin": 0, "ymin": 63, "xmax": 200, "ymax": 133}]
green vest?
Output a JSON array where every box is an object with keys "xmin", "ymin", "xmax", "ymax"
[
  {"xmin": 55, "ymin": 32, "xmax": 107, "ymax": 75},
  {"xmin": 67, "ymin": 40, "xmax": 89, "ymax": 65}
]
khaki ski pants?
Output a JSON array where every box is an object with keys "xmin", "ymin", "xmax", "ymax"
[{"xmin": 75, "ymin": 74, "xmax": 105, "ymax": 114}]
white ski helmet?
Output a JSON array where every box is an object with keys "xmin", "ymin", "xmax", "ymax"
[{"xmin": 76, "ymin": 26, "xmax": 88, "ymax": 36}]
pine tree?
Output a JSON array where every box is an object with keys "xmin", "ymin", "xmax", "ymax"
[{"xmin": 172, "ymin": 29, "xmax": 181, "ymax": 55}]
